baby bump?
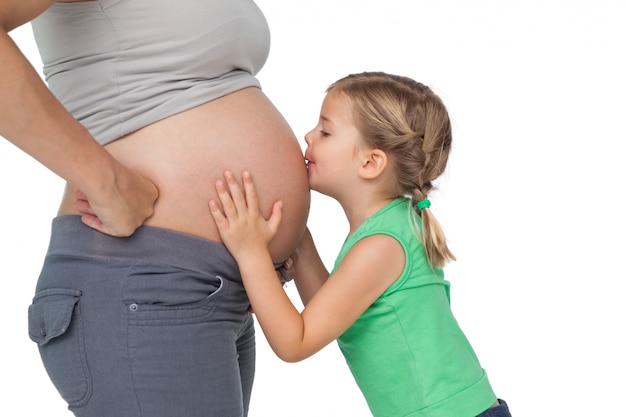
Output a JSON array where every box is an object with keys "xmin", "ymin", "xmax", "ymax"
[{"xmin": 102, "ymin": 87, "xmax": 310, "ymax": 262}]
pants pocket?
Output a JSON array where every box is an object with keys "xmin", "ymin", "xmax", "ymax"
[
  {"xmin": 123, "ymin": 263, "xmax": 224, "ymax": 326},
  {"xmin": 28, "ymin": 288, "xmax": 91, "ymax": 408}
]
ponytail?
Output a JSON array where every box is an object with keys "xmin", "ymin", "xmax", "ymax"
[{"xmin": 412, "ymin": 197, "xmax": 455, "ymax": 268}]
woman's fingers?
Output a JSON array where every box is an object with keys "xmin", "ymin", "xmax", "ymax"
[{"xmin": 74, "ymin": 190, "xmax": 96, "ymax": 215}]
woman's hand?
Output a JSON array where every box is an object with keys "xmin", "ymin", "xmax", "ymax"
[
  {"xmin": 2, "ymin": 6, "xmax": 158, "ymax": 238},
  {"xmin": 74, "ymin": 165, "xmax": 159, "ymax": 237},
  {"xmin": 209, "ymin": 170, "xmax": 283, "ymax": 261}
]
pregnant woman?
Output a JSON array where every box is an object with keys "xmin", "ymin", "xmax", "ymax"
[{"xmin": 0, "ymin": 1, "xmax": 310, "ymax": 416}]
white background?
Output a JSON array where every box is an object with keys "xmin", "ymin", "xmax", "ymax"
[{"xmin": 2, "ymin": 1, "xmax": 625, "ymax": 415}]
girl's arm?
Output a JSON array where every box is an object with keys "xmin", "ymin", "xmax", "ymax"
[
  {"xmin": 291, "ymin": 228, "xmax": 329, "ymax": 305},
  {"xmin": 0, "ymin": 0, "xmax": 158, "ymax": 236},
  {"xmin": 210, "ymin": 171, "xmax": 405, "ymax": 362}
]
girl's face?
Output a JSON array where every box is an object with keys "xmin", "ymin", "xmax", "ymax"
[{"xmin": 304, "ymin": 91, "xmax": 366, "ymax": 199}]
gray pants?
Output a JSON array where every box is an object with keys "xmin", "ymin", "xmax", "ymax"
[{"xmin": 28, "ymin": 216, "xmax": 255, "ymax": 417}]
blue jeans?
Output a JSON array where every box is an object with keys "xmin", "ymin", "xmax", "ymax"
[
  {"xmin": 28, "ymin": 216, "xmax": 255, "ymax": 417},
  {"xmin": 477, "ymin": 399, "xmax": 512, "ymax": 417}
]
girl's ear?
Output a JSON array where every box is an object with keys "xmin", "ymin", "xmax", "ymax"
[{"xmin": 359, "ymin": 148, "xmax": 388, "ymax": 179}]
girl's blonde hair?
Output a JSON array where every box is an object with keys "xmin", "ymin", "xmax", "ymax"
[{"xmin": 328, "ymin": 72, "xmax": 455, "ymax": 268}]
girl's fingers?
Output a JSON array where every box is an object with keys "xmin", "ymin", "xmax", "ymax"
[
  {"xmin": 223, "ymin": 170, "xmax": 248, "ymax": 213},
  {"xmin": 208, "ymin": 199, "xmax": 225, "ymax": 223},
  {"xmin": 267, "ymin": 200, "xmax": 283, "ymax": 234},
  {"xmin": 241, "ymin": 171, "xmax": 260, "ymax": 216},
  {"xmin": 213, "ymin": 170, "xmax": 266, "ymax": 225},
  {"xmin": 209, "ymin": 199, "xmax": 234, "ymax": 236},
  {"xmin": 215, "ymin": 178, "xmax": 242, "ymax": 224}
]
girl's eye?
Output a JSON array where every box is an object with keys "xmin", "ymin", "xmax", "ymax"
[{"xmin": 320, "ymin": 130, "xmax": 330, "ymax": 137}]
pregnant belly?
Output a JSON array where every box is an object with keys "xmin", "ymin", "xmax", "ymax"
[{"xmin": 59, "ymin": 88, "xmax": 310, "ymax": 262}]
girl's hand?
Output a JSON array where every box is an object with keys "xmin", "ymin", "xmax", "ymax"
[
  {"xmin": 279, "ymin": 249, "xmax": 299, "ymax": 283},
  {"xmin": 209, "ymin": 170, "xmax": 283, "ymax": 260}
]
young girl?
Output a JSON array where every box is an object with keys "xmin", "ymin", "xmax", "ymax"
[{"xmin": 209, "ymin": 72, "xmax": 512, "ymax": 417}]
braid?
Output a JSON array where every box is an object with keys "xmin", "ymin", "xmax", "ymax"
[
  {"xmin": 412, "ymin": 189, "xmax": 456, "ymax": 268},
  {"xmin": 412, "ymin": 99, "xmax": 455, "ymax": 268}
]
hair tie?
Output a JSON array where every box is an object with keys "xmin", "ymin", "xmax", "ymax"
[{"xmin": 416, "ymin": 199, "xmax": 431, "ymax": 211}]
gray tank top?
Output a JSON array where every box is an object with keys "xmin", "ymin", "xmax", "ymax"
[{"xmin": 31, "ymin": 0, "xmax": 270, "ymax": 145}]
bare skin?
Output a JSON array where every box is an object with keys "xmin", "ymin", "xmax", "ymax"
[
  {"xmin": 1, "ymin": 0, "xmax": 310, "ymax": 260},
  {"xmin": 63, "ymin": 87, "xmax": 310, "ymax": 262}
]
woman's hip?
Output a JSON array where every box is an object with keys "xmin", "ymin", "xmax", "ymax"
[{"xmin": 27, "ymin": 215, "xmax": 255, "ymax": 414}]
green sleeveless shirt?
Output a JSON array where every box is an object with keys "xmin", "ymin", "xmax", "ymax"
[{"xmin": 333, "ymin": 199, "xmax": 496, "ymax": 417}]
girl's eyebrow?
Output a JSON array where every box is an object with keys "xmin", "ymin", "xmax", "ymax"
[{"xmin": 320, "ymin": 114, "xmax": 333, "ymax": 125}]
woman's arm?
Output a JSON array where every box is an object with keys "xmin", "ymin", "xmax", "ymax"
[
  {"xmin": 0, "ymin": 0, "xmax": 158, "ymax": 236},
  {"xmin": 210, "ymin": 171, "xmax": 405, "ymax": 362}
]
